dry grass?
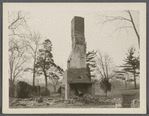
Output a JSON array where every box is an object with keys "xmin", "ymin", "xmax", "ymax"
[{"xmin": 95, "ymin": 88, "xmax": 139, "ymax": 99}]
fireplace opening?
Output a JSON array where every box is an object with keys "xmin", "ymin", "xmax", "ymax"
[{"xmin": 69, "ymin": 83, "xmax": 92, "ymax": 97}]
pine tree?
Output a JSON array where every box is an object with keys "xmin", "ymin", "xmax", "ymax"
[
  {"xmin": 35, "ymin": 39, "xmax": 54, "ymax": 94},
  {"xmin": 120, "ymin": 47, "xmax": 139, "ymax": 89}
]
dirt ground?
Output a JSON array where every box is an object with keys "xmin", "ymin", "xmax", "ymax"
[
  {"xmin": 98, "ymin": 88, "xmax": 140, "ymax": 99},
  {"xmin": 9, "ymin": 89, "xmax": 139, "ymax": 108},
  {"xmin": 9, "ymin": 94, "xmax": 115, "ymax": 108}
]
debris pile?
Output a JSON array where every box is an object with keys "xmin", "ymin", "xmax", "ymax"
[
  {"xmin": 131, "ymin": 99, "xmax": 140, "ymax": 108},
  {"xmin": 69, "ymin": 93, "xmax": 121, "ymax": 105},
  {"xmin": 37, "ymin": 96, "xmax": 43, "ymax": 103},
  {"xmin": 9, "ymin": 93, "xmax": 123, "ymax": 108}
]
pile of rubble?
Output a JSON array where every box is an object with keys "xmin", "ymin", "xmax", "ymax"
[
  {"xmin": 9, "ymin": 94, "xmax": 124, "ymax": 108},
  {"xmin": 68, "ymin": 93, "xmax": 122, "ymax": 105},
  {"xmin": 10, "ymin": 98, "xmax": 35, "ymax": 107},
  {"xmin": 10, "ymin": 97, "xmax": 67, "ymax": 108},
  {"xmin": 131, "ymin": 99, "xmax": 140, "ymax": 108}
]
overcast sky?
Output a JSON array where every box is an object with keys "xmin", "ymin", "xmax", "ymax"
[{"xmin": 9, "ymin": 4, "xmax": 140, "ymax": 70}]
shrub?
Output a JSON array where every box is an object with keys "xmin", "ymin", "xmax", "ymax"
[
  {"xmin": 40, "ymin": 87, "xmax": 50, "ymax": 96},
  {"xmin": 100, "ymin": 78, "xmax": 111, "ymax": 97},
  {"xmin": 15, "ymin": 81, "xmax": 32, "ymax": 98}
]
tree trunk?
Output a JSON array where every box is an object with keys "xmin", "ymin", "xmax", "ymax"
[
  {"xmin": 9, "ymin": 79, "xmax": 14, "ymax": 97},
  {"xmin": 32, "ymin": 66, "xmax": 35, "ymax": 87},
  {"xmin": 33, "ymin": 71, "xmax": 35, "ymax": 87},
  {"xmin": 32, "ymin": 57, "xmax": 36, "ymax": 88},
  {"xmin": 105, "ymin": 90, "xmax": 107, "ymax": 97},
  {"xmin": 45, "ymin": 76, "xmax": 47, "ymax": 91},
  {"xmin": 125, "ymin": 80, "xmax": 127, "ymax": 88},
  {"xmin": 128, "ymin": 10, "xmax": 140, "ymax": 49},
  {"xmin": 43, "ymin": 70, "xmax": 48, "ymax": 92},
  {"xmin": 133, "ymin": 70, "xmax": 137, "ymax": 89},
  {"xmin": 53, "ymin": 86, "xmax": 56, "ymax": 92},
  {"xmin": 10, "ymin": 68, "xmax": 13, "ymax": 83},
  {"xmin": 10, "ymin": 77, "xmax": 16, "ymax": 97},
  {"xmin": 10, "ymin": 63, "xmax": 14, "ymax": 96}
]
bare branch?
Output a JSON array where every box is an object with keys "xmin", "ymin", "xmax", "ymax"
[
  {"xmin": 8, "ymin": 11, "xmax": 29, "ymax": 39},
  {"xmin": 98, "ymin": 52, "xmax": 107, "ymax": 78},
  {"xmin": 9, "ymin": 38, "xmax": 28, "ymax": 83},
  {"xmin": 95, "ymin": 10, "xmax": 140, "ymax": 49},
  {"xmin": 127, "ymin": 10, "xmax": 140, "ymax": 48},
  {"xmin": 110, "ymin": 26, "xmax": 133, "ymax": 37},
  {"xmin": 96, "ymin": 51, "xmax": 114, "ymax": 79}
]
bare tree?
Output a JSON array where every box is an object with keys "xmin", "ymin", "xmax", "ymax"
[
  {"xmin": 95, "ymin": 10, "xmax": 140, "ymax": 48},
  {"xmin": 86, "ymin": 50, "xmax": 97, "ymax": 78},
  {"xmin": 96, "ymin": 52, "xmax": 115, "ymax": 79},
  {"xmin": 8, "ymin": 11, "xmax": 29, "ymax": 38},
  {"xmin": 95, "ymin": 52, "xmax": 115, "ymax": 96},
  {"xmin": 8, "ymin": 11, "xmax": 29, "ymax": 96},
  {"xmin": 9, "ymin": 38, "xmax": 28, "ymax": 96},
  {"xmin": 24, "ymin": 30, "xmax": 41, "ymax": 88}
]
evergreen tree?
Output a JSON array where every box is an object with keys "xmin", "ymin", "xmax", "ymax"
[
  {"xmin": 35, "ymin": 39, "xmax": 54, "ymax": 94},
  {"xmin": 120, "ymin": 47, "xmax": 139, "ymax": 89}
]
